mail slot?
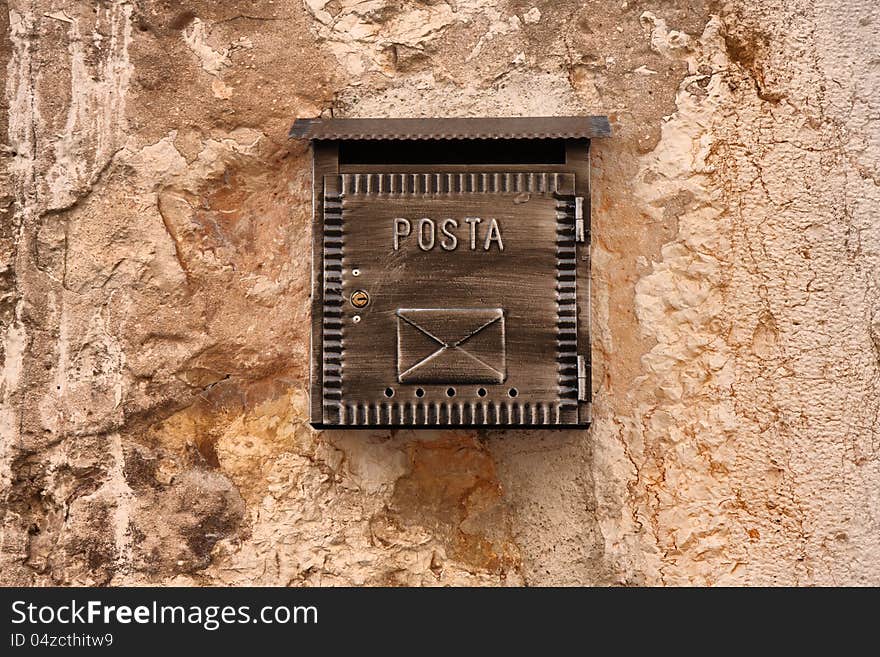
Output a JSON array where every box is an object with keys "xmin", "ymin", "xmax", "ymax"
[{"xmin": 291, "ymin": 116, "xmax": 611, "ymax": 428}]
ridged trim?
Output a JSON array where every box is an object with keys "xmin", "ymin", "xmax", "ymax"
[
  {"xmin": 337, "ymin": 172, "xmax": 575, "ymax": 196},
  {"xmin": 291, "ymin": 116, "xmax": 611, "ymax": 141},
  {"xmin": 322, "ymin": 190, "xmax": 344, "ymax": 424},
  {"xmin": 555, "ymin": 194, "xmax": 579, "ymax": 424},
  {"xmin": 340, "ymin": 402, "xmax": 567, "ymax": 425}
]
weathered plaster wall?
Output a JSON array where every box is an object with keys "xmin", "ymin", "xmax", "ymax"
[{"xmin": 1, "ymin": 0, "xmax": 877, "ymax": 586}]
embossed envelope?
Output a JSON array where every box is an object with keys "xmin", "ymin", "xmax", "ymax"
[{"xmin": 396, "ymin": 308, "xmax": 506, "ymax": 384}]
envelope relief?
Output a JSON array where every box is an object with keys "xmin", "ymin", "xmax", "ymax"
[{"xmin": 397, "ymin": 308, "xmax": 506, "ymax": 384}]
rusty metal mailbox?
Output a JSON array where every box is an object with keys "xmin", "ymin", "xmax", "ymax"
[{"xmin": 291, "ymin": 117, "xmax": 611, "ymax": 428}]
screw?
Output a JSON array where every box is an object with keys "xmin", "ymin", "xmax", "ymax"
[
  {"xmin": 352, "ymin": 268, "xmax": 361, "ymax": 277},
  {"xmin": 352, "ymin": 315, "xmax": 361, "ymax": 324},
  {"xmin": 350, "ymin": 289, "xmax": 369, "ymax": 309}
]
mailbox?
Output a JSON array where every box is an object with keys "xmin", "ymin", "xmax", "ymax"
[{"xmin": 291, "ymin": 117, "xmax": 611, "ymax": 428}]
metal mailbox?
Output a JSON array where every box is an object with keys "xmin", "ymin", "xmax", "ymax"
[{"xmin": 291, "ymin": 116, "xmax": 611, "ymax": 428}]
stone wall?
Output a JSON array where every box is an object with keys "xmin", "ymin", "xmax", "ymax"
[{"xmin": 1, "ymin": 0, "xmax": 878, "ymax": 586}]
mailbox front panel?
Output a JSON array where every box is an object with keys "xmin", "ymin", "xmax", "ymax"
[{"xmin": 321, "ymin": 173, "xmax": 578, "ymax": 426}]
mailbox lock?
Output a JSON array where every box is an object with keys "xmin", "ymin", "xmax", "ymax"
[{"xmin": 350, "ymin": 289, "xmax": 370, "ymax": 309}]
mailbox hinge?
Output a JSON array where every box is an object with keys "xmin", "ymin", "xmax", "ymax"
[
  {"xmin": 575, "ymin": 196, "xmax": 586, "ymax": 242},
  {"xmin": 577, "ymin": 354, "xmax": 588, "ymax": 401}
]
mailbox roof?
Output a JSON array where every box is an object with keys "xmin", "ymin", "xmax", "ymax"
[{"xmin": 289, "ymin": 116, "xmax": 611, "ymax": 141}]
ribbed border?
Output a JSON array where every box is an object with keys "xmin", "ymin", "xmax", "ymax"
[
  {"xmin": 339, "ymin": 172, "xmax": 574, "ymax": 196},
  {"xmin": 339, "ymin": 402, "xmax": 568, "ymax": 425},
  {"xmin": 321, "ymin": 191, "xmax": 344, "ymax": 424},
  {"xmin": 554, "ymin": 194, "xmax": 579, "ymax": 423}
]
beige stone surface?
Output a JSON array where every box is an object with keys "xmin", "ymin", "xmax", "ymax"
[{"xmin": 1, "ymin": 0, "xmax": 877, "ymax": 586}]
